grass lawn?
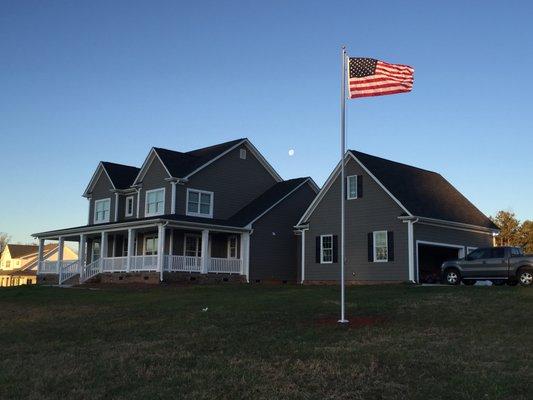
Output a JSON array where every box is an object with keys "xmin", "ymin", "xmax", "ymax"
[{"xmin": 0, "ymin": 283, "xmax": 531, "ymax": 400}]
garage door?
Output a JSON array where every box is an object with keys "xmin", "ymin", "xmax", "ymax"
[{"xmin": 417, "ymin": 243, "xmax": 464, "ymax": 284}]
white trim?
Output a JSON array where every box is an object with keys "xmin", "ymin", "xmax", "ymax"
[
  {"xmin": 320, "ymin": 234, "xmax": 333, "ymax": 264},
  {"xmin": 300, "ymin": 228, "xmax": 307, "ymax": 283},
  {"xmin": 239, "ymin": 148, "xmax": 247, "ymax": 159},
  {"xmin": 186, "ymin": 188, "xmax": 214, "ymax": 218},
  {"xmin": 407, "ymin": 221, "xmax": 415, "ymax": 282},
  {"xmin": 94, "ymin": 198, "xmax": 111, "ymax": 224},
  {"xmin": 227, "ymin": 235, "xmax": 238, "ymax": 259},
  {"xmin": 415, "ymin": 240, "xmax": 466, "ymax": 283},
  {"xmin": 132, "ymin": 148, "xmax": 173, "ymax": 186},
  {"xmin": 399, "ymin": 216, "xmax": 497, "ymax": 235},
  {"xmin": 373, "ymin": 230, "xmax": 388, "ymax": 263},
  {"xmin": 136, "ymin": 188, "xmax": 141, "ymax": 218},
  {"xmin": 170, "ymin": 182, "xmax": 177, "ymax": 214},
  {"xmin": 114, "ymin": 193, "xmax": 119, "ymax": 221},
  {"xmin": 125, "ymin": 195, "xmax": 134, "ymax": 217},
  {"xmin": 249, "ymin": 179, "xmax": 317, "ymax": 226},
  {"xmin": 83, "ymin": 162, "xmax": 117, "ymax": 198},
  {"xmin": 346, "ymin": 175, "xmax": 358, "ymax": 200},
  {"xmin": 144, "ymin": 187, "xmax": 166, "ymax": 217}
]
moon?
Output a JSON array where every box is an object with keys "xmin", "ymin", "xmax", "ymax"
[{"xmin": 288, "ymin": 149, "xmax": 295, "ymax": 156}]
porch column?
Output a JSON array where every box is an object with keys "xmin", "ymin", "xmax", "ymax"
[
  {"xmin": 407, "ymin": 221, "xmax": 415, "ymax": 283},
  {"xmin": 79, "ymin": 234, "xmax": 86, "ymax": 278},
  {"xmin": 240, "ymin": 232, "xmax": 250, "ymax": 282},
  {"xmin": 157, "ymin": 224, "xmax": 166, "ymax": 281},
  {"xmin": 201, "ymin": 229, "xmax": 209, "ymax": 274},
  {"xmin": 300, "ymin": 229, "xmax": 306, "ymax": 284},
  {"xmin": 37, "ymin": 238, "xmax": 45, "ymax": 274},
  {"xmin": 126, "ymin": 228, "xmax": 135, "ymax": 272},
  {"xmin": 100, "ymin": 231, "xmax": 108, "ymax": 271},
  {"xmin": 57, "ymin": 237, "xmax": 64, "ymax": 283}
]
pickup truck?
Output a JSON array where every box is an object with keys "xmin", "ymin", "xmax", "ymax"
[{"xmin": 441, "ymin": 246, "xmax": 533, "ymax": 286}]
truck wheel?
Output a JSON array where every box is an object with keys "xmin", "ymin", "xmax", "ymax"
[
  {"xmin": 518, "ymin": 270, "xmax": 533, "ymax": 286},
  {"xmin": 463, "ymin": 280, "xmax": 476, "ymax": 286},
  {"xmin": 445, "ymin": 269, "xmax": 460, "ymax": 285}
]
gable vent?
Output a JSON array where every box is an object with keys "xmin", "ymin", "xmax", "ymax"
[{"xmin": 239, "ymin": 148, "xmax": 247, "ymax": 159}]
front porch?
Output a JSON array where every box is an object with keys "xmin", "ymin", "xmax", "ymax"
[{"xmin": 36, "ymin": 221, "xmax": 250, "ymax": 285}]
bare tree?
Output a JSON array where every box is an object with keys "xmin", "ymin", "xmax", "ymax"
[{"xmin": 0, "ymin": 232, "xmax": 9, "ymax": 253}]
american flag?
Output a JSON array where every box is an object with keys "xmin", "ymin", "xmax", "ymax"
[{"xmin": 348, "ymin": 58, "xmax": 414, "ymax": 99}]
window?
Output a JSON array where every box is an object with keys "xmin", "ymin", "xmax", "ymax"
[
  {"xmin": 373, "ymin": 231, "xmax": 388, "ymax": 262},
  {"xmin": 467, "ymin": 248, "xmax": 491, "ymax": 260},
  {"xmin": 490, "ymin": 248, "xmax": 505, "ymax": 259},
  {"xmin": 144, "ymin": 236, "xmax": 158, "ymax": 255},
  {"xmin": 511, "ymin": 247, "xmax": 523, "ymax": 257},
  {"xmin": 186, "ymin": 189, "xmax": 213, "ymax": 218},
  {"xmin": 94, "ymin": 198, "xmax": 111, "ymax": 223},
  {"xmin": 347, "ymin": 175, "xmax": 358, "ymax": 199},
  {"xmin": 125, "ymin": 196, "xmax": 134, "ymax": 217},
  {"xmin": 467, "ymin": 247, "xmax": 477, "ymax": 255},
  {"xmin": 145, "ymin": 188, "xmax": 165, "ymax": 217},
  {"xmin": 184, "ymin": 234, "xmax": 202, "ymax": 257},
  {"xmin": 240, "ymin": 148, "xmax": 247, "ymax": 159},
  {"xmin": 320, "ymin": 235, "xmax": 333, "ymax": 264},
  {"xmin": 227, "ymin": 235, "xmax": 238, "ymax": 258},
  {"xmin": 91, "ymin": 242, "xmax": 101, "ymax": 262},
  {"xmin": 6, "ymin": 260, "xmax": 11, "ymax": 269}
]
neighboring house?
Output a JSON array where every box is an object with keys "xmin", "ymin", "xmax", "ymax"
[
  {"xmin": 32, "ymin": 138, "xmax": 318, "ymax": 285},
  {"xmin": 295, "ymin": 150, "xmax": 499, "ymax": 284},
  {"xmin": 0, "ymin": 244, "xmax": 77, "ymax": 287}
]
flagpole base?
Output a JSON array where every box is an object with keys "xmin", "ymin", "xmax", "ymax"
[{"xmin": 337, "ymin": 319, "xmax": 349, "ymax": 324}]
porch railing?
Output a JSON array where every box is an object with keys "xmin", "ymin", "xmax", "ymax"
[
  {"xmin": 39, "ymin": 260, "xmax": 77, "ymax": 274},
  {"xmin": 208, "ymin": 257, "xmax": 242, "ymax": 274},
  {"xmin": 80, "ymin": 259, "xmax": 101, "ymax": 283},
  {"xmin": 102, "ymin": 257, "xmax": 128, "ymax": 272},
  {"xmin": 130, "ymin": 255, "xmax": 158, "ymax": 271},
  {"xmin": 59, "ymin": 260, "xmax": 80, "ymax": 285},
  {"xmin": 164, "ymin": 255, "xmax": 202, "ymax": 272}
]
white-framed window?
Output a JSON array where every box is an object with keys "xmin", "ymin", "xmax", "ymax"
[
  {"xmin": 145, "ymin": 188, "xmax": 165, "ymax": 217},
  {"xmin": 94, "ymin": 198, "xmax": 111, "ymax": 223},
  {"xmin": 373, "ymin": 231, "xmax": 388, "ymax": 262},
  {"xmin": 144, "ymin": 236, "xmax": 158, "ymax": 256},
  {"xmin": 186, "ymin": 189, "xmax": 214, "ymax": 218},
  {"xmin": 320, "ymin": 235, "xmax": 333, "ymax": 264},
  {"xmin": 227, "ymin": 235, "xmax": 238, "ymax": 258},
  {"xmin": 125, "ymin": 196, "xmax": 134, "ymax": 217},
  {"xmin": 240, "ymin": 148, "xmax": 247, "ymax": 159},
  {"xmin": 347, "ymin": 175, "xmax": 358, "ymax": 199},
  {"xmin": 184, "ymin": 234, "xmax": 202, "ymax": 257}
]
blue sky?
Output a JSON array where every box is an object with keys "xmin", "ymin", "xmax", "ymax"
[{"xmin": 1, "ymin": 0, "xmax": 532, "ymax": 243}]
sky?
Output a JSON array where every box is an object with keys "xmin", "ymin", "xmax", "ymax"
[{"xmin": 1, "ymin": 0, "xmax": 532, "ymax": 243}]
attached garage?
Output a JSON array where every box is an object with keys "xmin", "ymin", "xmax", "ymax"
[{"xmin": 416, "ymin": 241, "xmax": 465, "ymax": 283}]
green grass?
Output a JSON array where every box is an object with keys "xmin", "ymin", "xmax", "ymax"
[{"xmin": 0, "ymin": 283, "xmax": 531, "ymax": 399}]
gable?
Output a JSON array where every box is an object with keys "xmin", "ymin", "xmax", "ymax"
[{"xmin": 83, "ymin": 163, "xmax": 116, "ymax": 197}]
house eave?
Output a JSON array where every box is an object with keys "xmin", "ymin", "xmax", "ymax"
[{"xmin": 398, "ymin": 215, "xmax": 499, "ymax": 234}]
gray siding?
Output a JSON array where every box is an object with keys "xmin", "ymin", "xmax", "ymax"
[
  {"xmin": 88, "ymin": 170, "xmax": 116, "ymax": 225},
  {"xmin": 139, "ymin": 157, "xmax": 172, "ymax": 217},
  {"xmin": 250, "ymin": 182, "xmax": 317, "ymax": 282},
  {"xmin": 413, "ymin": 223, "xmax": 493, "ymax": 273},
  {"xmin": 176, "ymin": 144, "xmax": 278, "ymax": 219},
  {"xmin": 304, "ymin": 158, "xmax": 409, "ymax": 282}
]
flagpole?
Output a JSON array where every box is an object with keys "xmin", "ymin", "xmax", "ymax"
[{"xmin": 339, "ymin": 46, "xmax": 348, "ymax": 324}]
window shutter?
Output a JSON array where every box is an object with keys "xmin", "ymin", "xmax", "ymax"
[
  {"xmin": 332, "ymin": 235, "xmax": 338, "ymax": 263},
  {"xmin": 315, "ymin": 236, "xmax": 321, "ymax": 263},
  {"xmin": 387, "ymin": 231, "xmax": 394, "ymax": 261},
  {"xmin": 367, "ymin": 232, "xmax": 373, "ymax": 262},
  {"xmin": 357, "ymin": 175, "xmax": 363, "ymax": 197}
]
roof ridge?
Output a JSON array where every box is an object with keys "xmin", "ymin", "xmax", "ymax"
[
  {"xmin": 101, "ymin": 161, "xmax": 140, "ymax": 169},
  {"xmin": 349, "ymin": 149, "xmax": 439, "ymax": 175}
]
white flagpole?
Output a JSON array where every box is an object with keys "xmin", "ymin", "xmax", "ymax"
[{"xmin": 339, "ymin": 46, "xmax": 348, "ymax": 324}]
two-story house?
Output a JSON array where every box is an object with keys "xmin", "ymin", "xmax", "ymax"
[
  {"xmin": 0, "ymin": 243, "xmax": 77, "ymax": 286},
  {"xmin": 33, "ymin": 138, "xmax": 318, "ymax": 285}
]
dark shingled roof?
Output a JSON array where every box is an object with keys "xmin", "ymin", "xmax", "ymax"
[
  {"xmin": 101, "ymin": 162, "xmax": 140, "ymax": 190},
  {"xmin": 228, "ymin": 178, "xmax": 311, "ymax": 226},
  {"xmin": 154, "ymin": 138, "xmax": 245, "ymax": 178},
  {"xmin": 349, "ymin": 150, "xmax": 498, "ymax": 230}
]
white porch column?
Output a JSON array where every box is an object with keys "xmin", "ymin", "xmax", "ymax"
[
  {"xmin": 79, "ymin": 234, "xmax": 86, "ymax": 274},
  {"xmin": 170, "ymin": 182, "xmax": 177, "ymax": 214},
  {"xmin": 157, "ymin": 224, "xmax": 166, "ymax": 281},
  {"xmin": 37, "ymin": 238, "xmax": 45, "ymax": 274},
  {"xmin": 126, "ymin": 228, "xmax": 135, "ymax": 272},
  {"xmin": 407, "ymin": 221, "xmax": 415, "ymax": 283},
  {"xmin": 57, "ymin": 237, "xmax": 64, "ymax": 283},
  {"xmin": 100, "ymin": 231, "xmax": 108, "ymax": 271},
  {"xmin": 201, "ymin": 229, "xmax": 210, "ymax": 274},
  {"xmin": 300, "ymin": 229, "xmax": 306, "ymax": 284},
  {"xmin": 240, "ymin": 232, "xmax": 250, "ymax": 282}
]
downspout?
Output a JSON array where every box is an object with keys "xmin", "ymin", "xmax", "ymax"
[{"xmin": 407, "ymin": 218, "xmax": 419, "ymax": 283}]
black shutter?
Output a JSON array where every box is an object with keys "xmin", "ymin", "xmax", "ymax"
[
  {"xmin": 387, "ymin": 231, "xmax": 394, "ymax": 261},
  {"xmin": 315, "ymin": 236, "xmax": 321, "ymax": 263},
  {"xmin": 357, "ymin": 175, "xmax": 363, "ymax": 198},
  {"xmin": 332, "ymin": 235, "xmax": 338, "ymax": 263},
  {"xmin": 367, "ymin": 232, "xmax": 373, "ymax": 262}
]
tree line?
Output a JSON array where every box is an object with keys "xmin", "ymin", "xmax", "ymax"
[{"xmin": 490, "ymin": 210, "xmax": 532, "ymax": 253}]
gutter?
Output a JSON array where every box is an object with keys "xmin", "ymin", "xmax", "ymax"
[{"xmin": 398, "ymin": 215, "xmax": 499, "ymax": 234}]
